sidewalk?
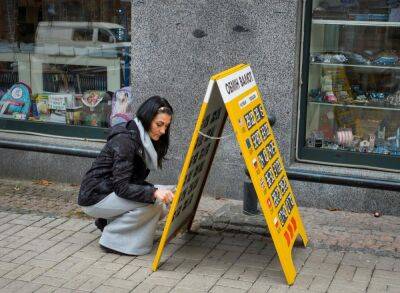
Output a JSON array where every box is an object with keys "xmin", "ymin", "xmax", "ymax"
[{"xmin": 0, "ymin": 178, "xmax": 399, "ymax": 292}]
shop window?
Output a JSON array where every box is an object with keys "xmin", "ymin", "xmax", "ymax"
[
  {"xmin": 0, "ymin": 0, "xmax": 131, "ymax": 139},
  {"xmin": 298, "ymin": 0, "xmax": 400, "ymax": 171}
]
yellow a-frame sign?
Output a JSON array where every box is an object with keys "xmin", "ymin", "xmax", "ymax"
[{"xmin": 152, "ymin": 64, "xmax": 308, "ymax": 285}]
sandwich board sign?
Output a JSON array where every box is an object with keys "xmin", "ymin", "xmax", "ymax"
[{"xmin": 152, "ymin": 64, "xmax": 308, "ymax": 285}]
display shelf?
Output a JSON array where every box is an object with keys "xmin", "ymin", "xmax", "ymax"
[
  {"xmin": 312, "ymin": 19, "xmax": 400, "ymax": 27},
  {"xmin": 308, "ymin": 101, "xmax": 400, "ymax": 112},
  {"xmin": 310, "ymin": 62, "xmax": 400, "ymax": 71}
]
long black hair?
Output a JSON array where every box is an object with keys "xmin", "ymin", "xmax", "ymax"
[{"xmin": 136, "ymin": 96, "xmax": 173, "ymax": 168}]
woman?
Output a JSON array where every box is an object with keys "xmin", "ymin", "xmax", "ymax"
[{"xmin": 78, "ymin": 96, "xmax": 174, "ymax": 255}]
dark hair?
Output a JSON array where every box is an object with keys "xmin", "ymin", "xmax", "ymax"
[{"xmin": 136, "ymin": 96, "xmax": 173, "ymax": 168}]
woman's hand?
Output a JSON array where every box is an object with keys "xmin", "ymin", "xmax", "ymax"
[{"xmin": 154, "ymin": 189, "xmax": 174, "ymax": 204}]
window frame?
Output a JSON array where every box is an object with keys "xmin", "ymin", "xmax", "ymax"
[{"xmin": 296, "ymin": 0, "xmax": 400, "ymax": 172}]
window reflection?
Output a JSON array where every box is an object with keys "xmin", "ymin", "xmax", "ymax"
[{"xmin": 0, "ymin": 0, "xmax": 131, "ymax": 130}]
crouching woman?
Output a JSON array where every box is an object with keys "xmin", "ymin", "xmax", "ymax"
[{"xmin": 78, "ymin": 96, "xmax": 174, "ymax": 255}]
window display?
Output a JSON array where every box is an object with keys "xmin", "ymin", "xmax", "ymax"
[
  {"xmin": 299, "ymin": 0, "xmax": 400, "ymax": 170},
  {"xmin": 0, "ymin": 0, "xmax": 131, "ymax": 139}
]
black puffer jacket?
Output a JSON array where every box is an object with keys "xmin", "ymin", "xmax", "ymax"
[{"xmin": 78, "ymin": 120, "xmax": 157, "ymax": 206}]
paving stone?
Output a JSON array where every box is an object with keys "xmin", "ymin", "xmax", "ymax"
[
  {"xmin": 150, "ymin": 285, "xmax": 173, "ymax": 293},
  {"xmin": 32, "ymin": 275, "xmax": 67, "ymax": 287},
  {"xmin": 169, "ymin": 288, "xmax": 204, "ymax": 293},
  {"xmin": 176, "ymin": 273, "xmax": 219, "ymax": 291},
  {"xmin": 0, "ymin": 222, "xmax": 25, "ymax": 235},
  {"xmin": 103, "ymin": 278, "xmax": 140, "ymax": 290},
  {"xmin": 35, "ymin": 285, "xmax": 59, "ymax": 293},
  {"xmin": 342, "ymin": 252, "xmax": 377, "ymax": 269},
  {"xmin": 367, "ymin": 281, "xmax": 388, "ymax": 293},
  {"xmin": 42, "ymin": 269, "xmax": 78, "ymax": 280},
  {"xmin": 77, "ymin": 275, "xmax": 109, "ymax": 292},
  {"xmin": 148, "ymin": 270, "xmax": 186, "ymax": 280},
  {"xmin": 353, "ymin": 267, "xmax": 373, "ymax": 283},
  {"xmin": 329, "ymin": 279, "xmax": 369, "ymax": 292},
  {"xmin": 223, "ymin": 266, "xmax": 262, "ymax": 282},
  {"xmin": 18, "ymin": 267, "xmax": 47, "ymax": 282},
  {"xmin": 333, "ymin": 265, "xmax": 356, "ymax": 281},
  {"xmin": 56, "ymin": 219, "xmax": 91, "ymax": 232},
  {"xmin": 26, "ymin": 258, "xmax": 58, "ymax": 269},
  {"xmin": 130, "ymin": 281, "xmax": 154, "ymax": 292},
  {"xmin": 289, "ymin": 273, "xmax": 314, "ymax": 291},
  {"xmin": 375, "ymin": 256, "xmax": 396, "ymax": 271},
  {"xmin": 301, "ymin": 262, "xmax": 338, "ymax": 278},
  {"xmin": 127, "ymin": 267, "xmax": 152, "ymax": 283},
  {"xmin": 42, "ymin": 219, "xmax": 68, "ymax": 229},
  {"xmin": 11, "ymin": 251, "xmax": 38, "ymax": 265},
  {"xmin": 372, "ymin": 269, "xmax": 400, "ymax": 286},
  {"xmin": 53, "ymin": 288, "xmax": 76, "ymax": 293},
  {"xmin": 111, "ymin": 265, "xmax": 140, "ymax": 279},
  {"xmin": 0, "ymin": 278, "xmax": 12, "ymax": 289},
  {"xmin": 3, "ymin": 264, "xmax": 33, "ymax": 279},
  {"xmin": 308, "ymin": 275, "xmax": 333, "ymax": 292},
  {"xmin": 191, "ymin": 263, "xmax": 230, "ymax": 277},
  {"xmin": 31, "ymin": 218, "xmax": 57, "ymax": 228},
  {"xmin": 38, "ymin": 229, "xmax": 64, "ymax": 240},
  {"xmin": 142, "ymin": 275, "xmax": 180, "ymax": 287},
  {"xmin": 174, "ymin": 245, "xmax": 211, "ymax": 260},
  {"xmin": 216, "ymin": 278, "xmax": 253, "ymax": 290},
  {"xmin": 0, "ymin": 280, "xmax": 32, "ymax": 293},
  {"xmin": 19, "ymin": 239, "xmax": 58, "ymax": 253},
  {"xmin": 93, "ymin": 285, "xmax": 130, "ymax": 293},
  {"xmin": 61, "ymin": 273, "xmax": 93, "ymax": 290},
  {"xmin": 0, "ymin": 214, "xmax": 19, "ymax": 225},
  {"xmin": 235, "ymin": 253, "xmax": 272, "ymax": 269},
  {"xmin": 129, "ymin": 258, "xmax": 153, "ymax": 268},
  {"xmin": 172, "ymin": 259, "xmax": 199, "ymax": 274},
  {"xmin": 387, "ymin": 284, "xmax": 400, "ymax": 293},
  {"xmin": 210, "ymin": 285, "xmax": 247, "ymax": 293},
  {"xmin": 50, "ymin": 230, "xmax": 75, "ymax": 242}
]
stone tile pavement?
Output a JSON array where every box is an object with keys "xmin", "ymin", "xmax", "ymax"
[{"xmin": 0, "ymin": 178, "xmax": 399, "ymax": 292}]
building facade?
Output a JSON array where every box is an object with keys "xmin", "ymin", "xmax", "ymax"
[{"xmin": 0, "ymin": 0, "xmax": 399, "ymax": 215}]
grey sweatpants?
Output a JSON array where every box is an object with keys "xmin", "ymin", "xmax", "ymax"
[{"xmin": 81, "ymin": 192, "xmax": 163, "ymax": 255}]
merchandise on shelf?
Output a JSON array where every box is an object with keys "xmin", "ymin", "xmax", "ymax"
[
  {"xmin": 306, "ymin": 131, "xmax": 325, "ymax": 148},
  {"xmin": 110, "ymin": 87, "xmax": 134, "ymax": 126},
  {"xmin": 81, "ymin": 91, "xmax": 105, "ymax": 127},
  {"xmin": 0, "ymin": 82, "xmax": 32, "ymax": 119}
]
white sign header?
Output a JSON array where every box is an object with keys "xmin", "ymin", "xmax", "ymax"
[{"xmin": 216, "ymin": 66, "xmax": 256, "ymax": 103}]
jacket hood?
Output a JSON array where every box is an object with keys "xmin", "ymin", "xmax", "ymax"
[{"xmin": 107, "ymin": 120, "xmax": 139, "ymax": 141}]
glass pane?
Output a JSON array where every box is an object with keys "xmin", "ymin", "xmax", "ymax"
[
  {"xmin": 0, "ymin": 0, "xmax": 131, "ymax": 132},
  {"xmin": 306, "ymin": 0, "xmax": 400, "ymax": 157}
]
